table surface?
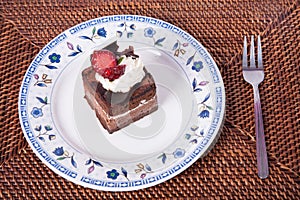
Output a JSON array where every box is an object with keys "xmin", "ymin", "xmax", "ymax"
[{"xmin": 1, "ymin": 0, "xmax": 299, "ymax": 199}]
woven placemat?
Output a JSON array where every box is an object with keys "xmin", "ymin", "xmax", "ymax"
[{"xmin": 1, "ymin": 0, "xmax": 299, "ymax": 199}]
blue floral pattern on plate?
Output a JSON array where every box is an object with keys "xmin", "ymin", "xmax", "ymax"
[
  {"xmin": 19, "ymin": 15, "xmax": 225, "ymax": 191},
  {"xmin": 48, "ymin": 53, "xmax": 61, "ymax": 63},
  {"xmin": 117, "ymin": 22, "xmax": 136, "ymax": 38},
  {"xmin": 34, "ymin": 125, "xmax": 56, "ymax": 142},
  {"xmin": 79, "ymin": 27, "xmax": 107, "ymax": 42},
  {"xmin": 144, "ymin": 27, "xmax": 166, "ymax": 46}
]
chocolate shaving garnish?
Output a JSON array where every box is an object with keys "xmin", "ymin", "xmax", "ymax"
[
  {"xmin": 120, "ymin": 46, "xmax": 139, "ymax": 59},
  {"xmin": 103, "ymin": 41, "xmax": 119, "ymax": 53}
]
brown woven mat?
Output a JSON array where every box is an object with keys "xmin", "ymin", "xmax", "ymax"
[{"xmin": 1, "ymin": 0, "xmax": 299, "ymax": 199}]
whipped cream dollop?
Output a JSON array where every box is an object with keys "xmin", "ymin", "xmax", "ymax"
[{"xmin": 95, "ymin": 55, "xmax": 145, "ymax": 93}]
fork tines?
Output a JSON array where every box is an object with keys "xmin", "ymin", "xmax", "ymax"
[{"xmin": 243, "ymin": 35, "xmax": 263, "ymax": 70}]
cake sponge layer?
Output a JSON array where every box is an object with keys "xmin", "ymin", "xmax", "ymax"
[{"xmin": 82, "ymin": 66, "xmax": 158, "ymax": 133}]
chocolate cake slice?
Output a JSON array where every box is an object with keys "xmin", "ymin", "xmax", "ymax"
[{"xmin": 82, "ymin": 50, "xmax": 158, "ymax": 133}]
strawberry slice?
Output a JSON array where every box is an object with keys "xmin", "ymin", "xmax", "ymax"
[
  {"xmin": 91, "ymin": 49, "xmax": 127, "ymax": 81},
  {"xmin": 102, "ymin": 65, "xmax": 126, "ymax": 81},
  {"xmin": 91, "ymin": 50, "xmax": 117, "ymax": 74}
]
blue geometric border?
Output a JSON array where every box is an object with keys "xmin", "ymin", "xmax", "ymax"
[
  {"xmin": 19, "ymin": 31, "xmax": 77, "ymax": 179},
  {"xmin": 19, "ymin": 15, "xmax": 225, "ymax": 190}
]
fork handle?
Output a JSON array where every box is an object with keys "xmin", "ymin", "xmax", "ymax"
[{"xmin": 253, "ymin": 85, "xmax": 269, "ymax": 179}]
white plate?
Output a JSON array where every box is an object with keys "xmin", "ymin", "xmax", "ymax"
[{"xmin": 19, "ymin": 15, "xmax": 225, "ymax": 191}]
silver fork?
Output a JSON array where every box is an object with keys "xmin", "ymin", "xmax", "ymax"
[{"xmin": 242, "ymin": 35, "xmax": 269, "ymax": 179}]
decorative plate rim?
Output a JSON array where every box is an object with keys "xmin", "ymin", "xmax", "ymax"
[{"xmin": 18, "ymin": 15, "xmax": 226, "ymax": 191}]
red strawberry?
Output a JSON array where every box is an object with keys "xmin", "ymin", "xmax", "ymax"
[
  {"xmin": 91, "ymin": 50, "xmax": 127, "ymax": 81},
  {"xmin": 91, "ymin": 50, "xmax": 117, "ymax": 74},
  {"xmin": 102, "ymin": 65, "xmax": 126, "ymax": 81}
]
